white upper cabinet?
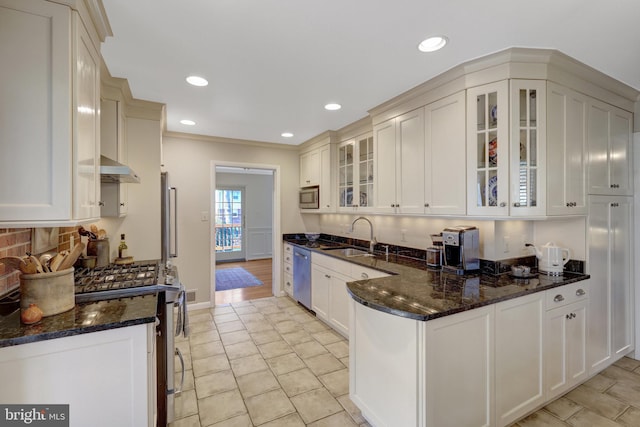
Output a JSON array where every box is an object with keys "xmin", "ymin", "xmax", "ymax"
[
  {"xmin": 300, "ymin": 142, "xmax": 334, "ymax": 212},
  {"xmin": 0, "ymin": 0, "xmax": 101, "ymax": 225},
  {"xmin": 587, "ymin": 99, "xmax": 633, "ymax": 196},
  {"xmin": 467, "ymin": 81, "xmax": 510, "ymax": 216},
  {"xmin": 509, "ymin": 80, "xmax": 546, "ymax": 217},
  {"xmin": 424, "ymin": 91, "xmax": 466, "ymax": 215},
  {"xmin": 337, "ymin": 133, "xmax": 374, "ymax": 212},
  {"xmin": 100, "ymin": 98, "xmax": 128, "ymax": 217},
  {"xmin": 299, "ymin": 149, "xmax": 321, "ymax": 187},
  {"xmin": 374, "ymin": 108, "xmax": 425, "ymax": 214},
  {"xmin": 467, "ymin": 80, "xmax": 547, "ymax": 217},
  {"xmin": 546, "ymin": 83, "xmax": 588, "ymax": 215}
]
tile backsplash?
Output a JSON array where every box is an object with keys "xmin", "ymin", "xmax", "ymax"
[
  {"xmin": 0, "ymin": 227, "xmax": 79, "ymax": 296},
  {"xmin": 0, "ymin": 228, "xmax": 31, "ymax": 295}
]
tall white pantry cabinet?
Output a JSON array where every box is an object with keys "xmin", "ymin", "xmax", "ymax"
[{"xmin": 0, "ymin": 0, "xmax": 104, "ymax": 226}]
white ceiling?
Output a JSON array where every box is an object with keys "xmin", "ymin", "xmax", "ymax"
[{"xmin": 101, "ymin": 0, "xmax": 640, "ymax": 146}]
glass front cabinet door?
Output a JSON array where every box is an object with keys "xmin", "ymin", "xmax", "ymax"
[
  {"xmin": 467, "ymin": 80, "xmax": 546, "ymax": 217},
  {"xmin": 509, "ymin": 80, "xmax": 546, "ymax": 217},
  {"xmin": 467, "ymin": 81, "xmax": 510, "ymax": 216},
  {"xmin": 338, "ymin": 133, "xmax": 374, "ymax": 211}
]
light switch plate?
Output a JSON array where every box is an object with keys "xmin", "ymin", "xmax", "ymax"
[{"xmin": 201, "ymin": 211, "xmax": 209, "ymax": 221}]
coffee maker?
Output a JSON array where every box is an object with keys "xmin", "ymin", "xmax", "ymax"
[{"xmin": 442, "ymin": 226, "xmax": 480, "ymax": 274}]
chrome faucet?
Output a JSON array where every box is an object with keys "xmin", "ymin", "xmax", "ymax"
[{"xmin": 350, "ymin": 216, "xmax": 377, "ymax": 253}]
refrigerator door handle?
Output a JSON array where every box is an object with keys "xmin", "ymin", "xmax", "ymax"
[{"xmin": 170, "ymin": 186, "xmax": 178, "ymax": 257}]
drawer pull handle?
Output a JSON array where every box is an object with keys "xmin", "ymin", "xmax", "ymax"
[
  {"xmin": 576, "ymin": 289, "xmax": 586, "ymax": 297},
  {"xmin": 361, "ymin": 272, "xmax": 369, "ymax": 279},
  {"xmin": 554, "ymin": 295, "xmax": 564, "ymax": 302}
]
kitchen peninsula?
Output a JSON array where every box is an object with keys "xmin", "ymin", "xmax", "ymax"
[{"xmin": 285, "ymin": 235, "xmax": 591, "ymax": 427}]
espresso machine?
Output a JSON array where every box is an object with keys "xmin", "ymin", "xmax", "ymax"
[{"xmin": 442, "ymin": 226, "xmax": 480, "ymax": 274}]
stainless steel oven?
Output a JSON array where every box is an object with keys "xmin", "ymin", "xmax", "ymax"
[
  {"xmin": 299, "ymin": 185, "xmax": 319, "ymax": 209},
  {"xmin": 74, "ymin": 260, "xmax": 188, "ymax": 426}
]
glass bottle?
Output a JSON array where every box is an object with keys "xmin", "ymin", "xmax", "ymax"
[{"xmin": 118, "ymin": 234, "xmax": 128, "ymax": 258}]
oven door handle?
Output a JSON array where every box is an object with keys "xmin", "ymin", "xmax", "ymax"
[{"xmin": 174, "ymin": 347, "xmax": 185, "ymax": 396}]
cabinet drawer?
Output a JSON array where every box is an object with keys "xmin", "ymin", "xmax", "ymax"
[
  {"xmin": 284, "ymin": 272, "xmax": 293, "ymax": 296},
  {"xmin": 351, "ymin": 265, "xmax": 389, "ymax": 281},
  {"xmin": 283, "ymin": 251, "xmax": 293, "ymax": 265},
  {"xmin": 312, "ymin": 252, "xmax": 351, "ymax": 274},
  {"xmin": 284, "ymin": 243, "xmax": 293, "ymax": 256},
  {"xmin": 545, "ymin": 280, "xmax": 589, "ymax": 309},
  {"xmin": 283, "ymin": 262, "xmax": 293, "ymax": 276}
]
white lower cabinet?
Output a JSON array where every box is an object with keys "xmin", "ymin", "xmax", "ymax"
[
  {"xmin": 0, "ymin": 324, "xmax": 155, "ymax": 427},
  {"xmin": 350, "ymin": 300, "xmax": 423, "ymax": 427},
  {"xmin": 283, "ymin": 243, "xmax": 293, "ymax": 296},
  {"xmin": 587, "ymin": 196, "xmax": 633, "ymax": 374},
  {"xmin": 425, "ymin": 305, "xmax": 494, "ymax": 427},
  {"xmin": 349, "ymin": 280, "xmax": 601, "ymax": 427},
  {"xmin": 545, "ymin": 281, "xmax": 589, "ymax": 401},
  {"xmin": 494, "ymin": 293, "xmax": 545, "ymax": 427},
  {"xmin": 311, "ymin": 252, "xmax": 388, "ymax": 338}
]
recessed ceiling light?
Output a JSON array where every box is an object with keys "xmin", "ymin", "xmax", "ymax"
[
  {"xmin": 324, "ymin": 103, "xmax": 342, "ymax": 111},
  {"xmin": 281, "ymin": 132, "xmax": 294, "ymax": 138},
  {"xmin": 180, "ymin": 119, "xmax": 196, "ymax": 126},
  {"xmin": 418, "ymin": 36, "xmax": 448, "ymax": 52},
  {"xmin": 186, "ymin": 75, "xmax": 208, "ymax": 87}
]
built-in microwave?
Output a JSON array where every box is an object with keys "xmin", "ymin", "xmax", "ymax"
[{"xmin": 299, "ymin": 186, "xmax": 319, "ymax": 209}]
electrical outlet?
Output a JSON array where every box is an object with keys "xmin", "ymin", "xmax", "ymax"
[
  {"xmin": 503, "ymin": 236, "xmax": 510, "ymax": 253},
  {"xmin": 401, "ymin": 229, "xmax": 407, "ymax": 242}
]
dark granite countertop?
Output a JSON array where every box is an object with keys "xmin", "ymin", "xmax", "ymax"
[
  {"xmin": 284, "ymin": 236, "xmax": 590, "ymax": 321},
  {"xmin": 0, "ymin": 294, "xmax": 158, "ymax": 348}
]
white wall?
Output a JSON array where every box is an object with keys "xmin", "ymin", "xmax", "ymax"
[
  {"xmin": 162, "ymin": 135, "xmax": 303, "ymax": 304},
  {"xmin": 216, "ymin": 171, "xmax": 274, "ymax": 260}
]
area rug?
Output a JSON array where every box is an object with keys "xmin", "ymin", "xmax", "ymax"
[{"xmin": 215, "ymin": 267, "xmax": 263, "ymax": 291}]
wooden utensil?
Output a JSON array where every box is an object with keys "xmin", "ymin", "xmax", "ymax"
[
  {"xmin": 49, "ymin": 252, "xmax": 66, "ymax": 272},
  {"xmin": 58, "ymin": 242, "xmax": 85, "ymax": 271},
  {"xmin": 29, "ymin": 255, "xmax": 44, "ymax": 273},
  {"xmin": 0, "ymin": 256, "xmax": 27, "ymax": 273},
  {"xmin": 20, "ymin": 257, "xmax": 39, "ymax": 274}
]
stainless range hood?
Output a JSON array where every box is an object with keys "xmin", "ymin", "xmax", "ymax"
[{"xmin": 100, "ymin": 155, "xmax": 140, "ymax": 183}]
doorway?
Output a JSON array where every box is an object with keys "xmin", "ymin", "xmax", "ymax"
[
  {"xmin": 211, "ymin": 163, "xmax": 280, "ymax": 305},
  {"xmin": 214, "ymin": 187, "xmax": 246, "ymax": 262}
]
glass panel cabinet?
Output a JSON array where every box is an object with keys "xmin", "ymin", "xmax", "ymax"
[
  {"xmin": 338, "ymin": 133, "xmax": 374, "ymax": 211},
  {"xmin": 467, "ymin": 81, "xmax": 509, "ymax": 216},
  {"xmin": 467, "ymin": 80, "xmax": 546, "ymax": 217},
  {"xmin": 510, "ymin": 80, "xmax": 546, "ymax": 216}
]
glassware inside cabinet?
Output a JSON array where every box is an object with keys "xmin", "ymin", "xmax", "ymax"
[
  {"xmin": 515, "ymin": 88, "xmax": 539, "ymax": 208},
  {"xmin": 475, "ymin": 91, "xmax": 499, "ymax": 208}
]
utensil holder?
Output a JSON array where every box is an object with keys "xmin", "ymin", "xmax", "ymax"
[
  {"xmin": 20, "ymin": 267, "xmax": 75, "ymax": 317},
  {"xmin": 87, "ymin": 238, "xmax": 110, "ymax": 267}
]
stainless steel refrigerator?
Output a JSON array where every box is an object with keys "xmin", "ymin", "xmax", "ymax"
[{"xmin": 161, "ymin": 171, "xmax": 178, "ymax": 265}]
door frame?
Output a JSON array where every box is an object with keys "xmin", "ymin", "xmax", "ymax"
[
  {"xmin": 210, "ymin": 161, "xmax": 281, "ymax": 304},
  {"xmin": 214, "ymin": 186, "xmax": 247, "ymax": 262}
]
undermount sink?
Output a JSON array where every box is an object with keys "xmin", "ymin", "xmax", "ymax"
[{"xmin": 325, "ymin": 247, "xmax": 374, "ymax": 258}]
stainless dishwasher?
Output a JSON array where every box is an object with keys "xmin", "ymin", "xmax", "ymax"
[{"xmin": 293, "ymin": 246, "xmax": 312, "ymax": 309}]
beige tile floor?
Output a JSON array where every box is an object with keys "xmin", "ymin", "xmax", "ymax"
[{"xmin": 169, "ymin": 295, "xmax": 640, "ymax": 427}]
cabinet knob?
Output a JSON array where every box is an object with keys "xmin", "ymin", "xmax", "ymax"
[
  {"xmin": 424, "ymin": 203, "xmax": 430, "ymax": 208},
  {"xmin": 98, "ymin": 201, "xmax": 105, "ymax": 207},
  {"xmin": 513, "ymin": 202, "xmax": 520, "ymax": 207},
  {"xmin": 553, "ymin": 294, "xmax": 565, "ymax": 302},
  {"xmin": 566, "ymin": 313, "xmax": 577, "ymax": 320},
  {"xmin": 325, "ymin": 274, "xmax": 331, "ymax": 279},
  {"xmin": 120, "ymin": 203, "xmax": 125, "ymax": 207},
  {"xmin": 612, "ymin": 203, "xmax": 619, "ymax": 207},
  {"xmin": 576, "ymin": 289, "xmax": 586, "ymax": 297},
  {"xmin": 610, "ymin": 184, "xmax": 620, "ymax": 189},
  {"xmin": 499, "ymin": 202, "xmax": 506, "ymax": 207}
]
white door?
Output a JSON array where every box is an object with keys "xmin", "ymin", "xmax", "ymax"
[{"xmin": 215, "ymin": 187, "xmax": 246, "ymax": 262}]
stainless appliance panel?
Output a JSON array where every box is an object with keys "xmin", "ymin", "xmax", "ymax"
[
  {"xmin": 299, "ymin": 186, "xmax": 319, "ymax": 209},
  {"xmin": 293, "ymin": 247, "xmax": 312, "ymax": 308}
]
